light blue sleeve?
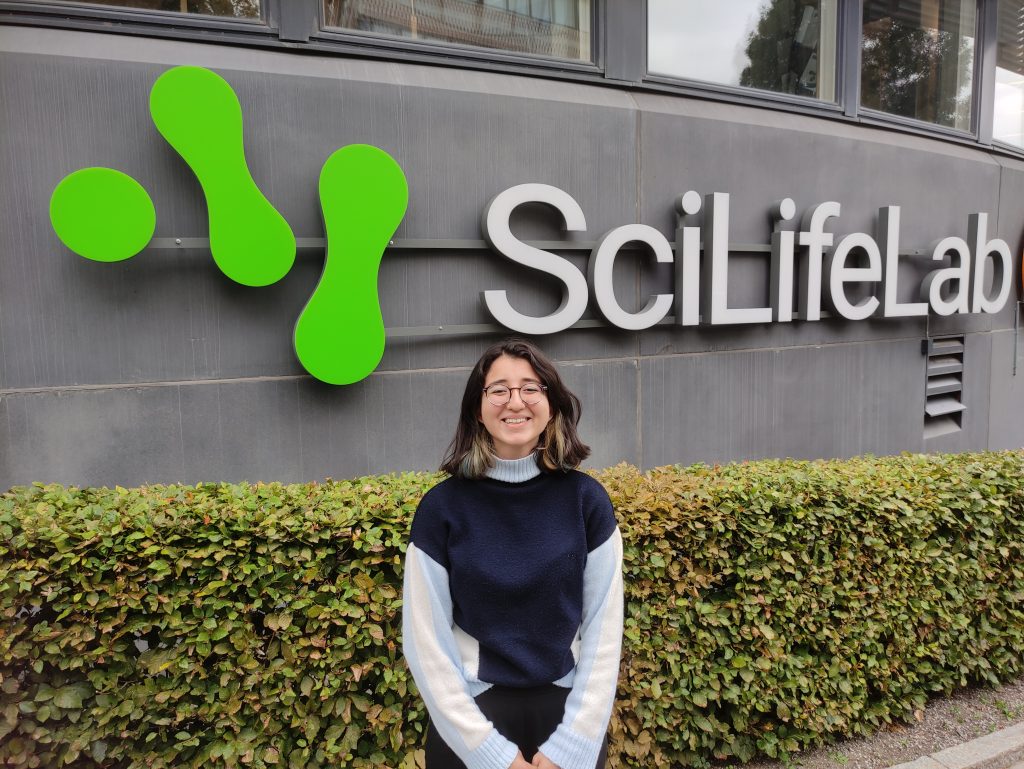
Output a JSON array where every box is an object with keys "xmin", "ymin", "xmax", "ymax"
[
  {"xmin": 538, "ymin": 529, "xmax": 624, "ymax": 769},
  {"xmin": 402, "ymin": 543, "xmax": 519, "ymax": 769}
]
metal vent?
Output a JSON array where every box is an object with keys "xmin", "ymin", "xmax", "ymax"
[{"xmin": 922, "ymin": 335, "xmax": 965, "ymax": 439}]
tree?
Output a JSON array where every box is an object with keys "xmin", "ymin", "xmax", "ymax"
[
  {"xmin": 740, "ymin": 0, "xmax": 822, "ymax": 98},
  {"xmin": 861, "ymin": 13, "xmax": 973, "ymax": 129}
]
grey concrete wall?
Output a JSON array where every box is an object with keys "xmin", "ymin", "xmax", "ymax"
[{"xmin": 1, "ymin": 26, "xmax": 1021, "ymax": 488}]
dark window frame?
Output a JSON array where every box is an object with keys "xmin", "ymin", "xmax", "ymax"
[
  {"xmin": 858, "ymin": 0, "xmax": 982, "ymax": 134},
  {"xmin": 0, "ymin": 0, "xmax": 606, "ymax": 75},
  {"xmin": 0, "ymin": 0, "xmax": 279, "ymax": 34},
  {"xmin": 310, "ymin": 0, "xmax": 603, "ymax": 74},
  {"xmin": 643, "ymin": 0, "xmax": 845, "ymax": 107},
  {"xmin": 3, "ymin": 0, "xmax": 1024, "ymax": 161},
  {"xmin": 639, "ymin": 0, "xmax": 1023, "ymax": 158}
]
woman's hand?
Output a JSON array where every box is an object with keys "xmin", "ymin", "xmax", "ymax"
[
  {"xmin": 531, "ymin": 751, "xmax": 560, "ymax": 769},
  {"xmin": 508, "ymin": 751, "xmax": 533, "ymax": 769}
]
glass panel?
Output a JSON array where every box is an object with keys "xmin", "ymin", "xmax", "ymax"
[
  {"xmin": 861, "ymin": 0, "xmax": 975, "ymax": 131},
  {"xmin": 994, "ymin": 0, "xmax": 1024, "ymax": 146},
  {"xmin": 647, "ymin": 0, "xmax": 838, "ymax": 102},
  {"xmin": 323, "ymin": 0, "xmax": 592, "ymax": 62},
  {"xmin": 29, "ymin": 0, "xmax": 260, "ymax": 16},
  {"xmin": 552, "ymin": 0, "xmax": 576, "ymax": 26}
]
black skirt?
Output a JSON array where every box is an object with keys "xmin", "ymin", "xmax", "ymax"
[{"xmin": 424, "ymin": 683, "xmax": 608, "ymax": 769}]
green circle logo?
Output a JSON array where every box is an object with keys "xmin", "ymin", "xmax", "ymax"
[
  {"xmin": 48, "ymin": 66, "xmax": 409, "ymax": 386},
  {"xmin": 50, "ymin": 167, "xmax": 156, "ymax": 263}
]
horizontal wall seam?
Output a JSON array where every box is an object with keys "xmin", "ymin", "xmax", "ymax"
[
  {"xmin": 3, "ymin": 330, "xmax": 1010, "ymax": 397},
  {"xmin": 146, "ymin": 238, "xmax": 942, "ymax": 258}
]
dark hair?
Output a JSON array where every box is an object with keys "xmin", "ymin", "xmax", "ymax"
[{"xmin": 440, "ymin": 339, "xmax": 591, "ymax": 478}]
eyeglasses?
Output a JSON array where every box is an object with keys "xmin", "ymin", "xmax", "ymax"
[{"xmin": 483, "ymin": 383, "xmax": 548, "ymax": 406}]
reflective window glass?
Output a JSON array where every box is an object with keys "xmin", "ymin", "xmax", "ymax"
[
  {"xmin": 24, "ymin": 0, "xmax": 259, "ymax": 16},
  {"xmin": 861, "ymin": 0, "xmax": 975, "ymax": 131},
  {"xmin": 322, "ymin": 0, "xmax": 591, "ymax": 62},
  {"xmin": 647, "ymin": 0, "xmax": 838, "ymax": 101},
  {"xmin": 994, "ymin": 0, "xmax": 1024, "ymax": 146}
]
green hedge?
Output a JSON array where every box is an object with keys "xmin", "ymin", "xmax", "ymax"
[{"xmin": 2, "ymin": 451, "xmax": 1023, "ymax": 769}]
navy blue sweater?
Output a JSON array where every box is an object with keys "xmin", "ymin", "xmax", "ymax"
[{"xmin": 410, "ymin": 469, "xmax": 617, "ymax": 687}]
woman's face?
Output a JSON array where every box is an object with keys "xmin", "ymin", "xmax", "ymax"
[{"xmin": 479, "ymin": 354, "xmax": 552, "ymax": 460}]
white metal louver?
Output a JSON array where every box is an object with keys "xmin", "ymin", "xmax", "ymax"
[{"xmin": 923, "ymin": 336, "xmax": 965, "ymax": 439}]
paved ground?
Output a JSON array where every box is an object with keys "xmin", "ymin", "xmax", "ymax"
[
  {"xmin": 894, "ymin": 722, "xmax": 1024, "ymax": 769},
  {"xmin": 729, "ymin": 676, "xmax": 1024, "ymax": 769}
]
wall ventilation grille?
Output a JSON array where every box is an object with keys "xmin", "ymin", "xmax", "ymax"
[{"xmin": 923, "ymin": 335, "xmax": 965, "ymax": 439}]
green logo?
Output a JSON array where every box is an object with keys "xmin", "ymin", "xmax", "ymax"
[{"xmin": 48, "ymin": 66, "xmax": 409, "ymax": 385}]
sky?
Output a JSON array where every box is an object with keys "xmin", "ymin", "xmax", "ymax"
[{"xmin": 647, "ymin": 0, "xmax": 767, "ymax": 84}]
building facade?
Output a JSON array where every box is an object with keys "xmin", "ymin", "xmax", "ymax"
[{"xmin": 1, "ymin": 0, "xmax": 1023, "ymax": 488}]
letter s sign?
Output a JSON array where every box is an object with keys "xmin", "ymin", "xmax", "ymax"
[{"xmin": 480, "ymin": 183, "xmax": 589, "ymax": 334}]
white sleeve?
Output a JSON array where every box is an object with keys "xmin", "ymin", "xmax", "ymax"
[
  {"xmin": 537, "ymin": 529, "xmax": 624, "ymax": 769},
  {"xmin": 402, "ymin": 542, "xmax": 519, "ymax": 769}
]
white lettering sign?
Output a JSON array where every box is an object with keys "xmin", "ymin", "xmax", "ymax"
[{"xmin": 480, "ymin": 186, "xmax": 1014, "ymax": 334}]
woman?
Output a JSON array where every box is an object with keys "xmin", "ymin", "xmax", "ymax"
[{"xmin": 402, "ymin": 339, "xmax": 623, "ymax": 769}]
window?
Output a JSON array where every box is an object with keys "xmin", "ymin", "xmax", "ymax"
[
  {"xmin": 321, "ymin": 0, "xmax": 592, "ymax": 61},
  {"xmin": 994, "ymin": 0, "xmax": 1024, "ymax": 146},
  {"xmin": 17, "ymin": 0, "xmax": 1024, "ymax": 160},
  {"xmin": 647, "ymin": 0, "xmax": 839, "ymax": 102},
  {"xmin": 22, "ymin": 0, "xmax": 260, "ymax": 16},
  {"xmin": 861, "ymin": 0, "xmax": 976, "ymax": 131}
]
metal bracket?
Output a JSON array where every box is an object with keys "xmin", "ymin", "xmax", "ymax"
[{"xmin": 1015, "ymin": 301, "xmax": 1022, "ymax": 376}]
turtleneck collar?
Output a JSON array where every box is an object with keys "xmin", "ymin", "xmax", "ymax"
[{"xmin": 485, "ymin": 453, "xmax": 542, "ymax": 483}]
